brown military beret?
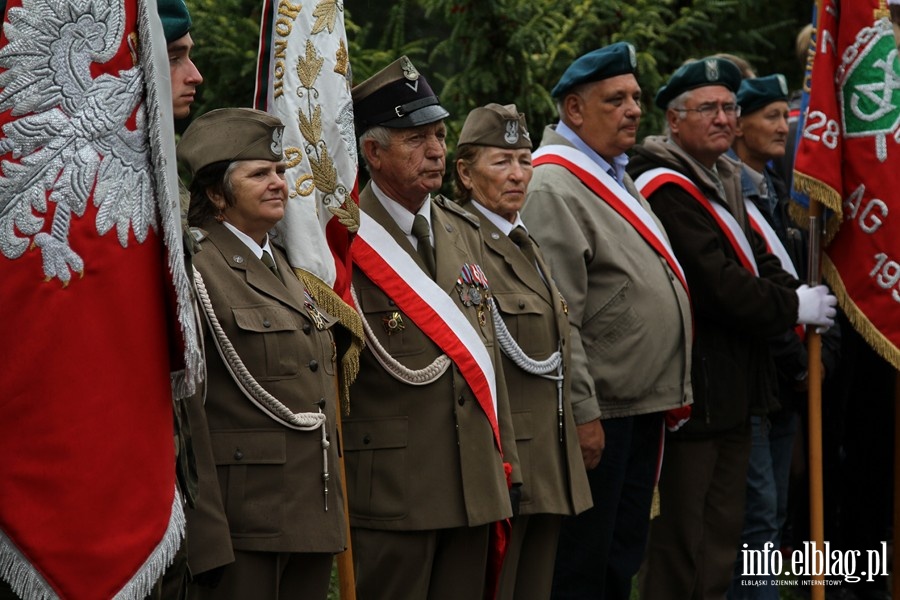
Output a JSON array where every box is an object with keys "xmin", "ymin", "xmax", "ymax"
[
  {"xmin": 352, "ymin": 55, "xmax": 449, "ymax": 133},
  {"xmin": 457, "ymin": 103, "xmax": 532, "ymax": 150},
  {"xmin": 177, "ymin": 108, "xmax": 285, "ymax": 177}
]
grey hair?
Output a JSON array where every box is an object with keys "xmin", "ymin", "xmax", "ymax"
[
  {"xmin": 662, "ymin": 89, "xmax": 737, "ymax": 135},
  {"xmin": 358, "ymin": 125, "xmax": 394, "ymax": 172}
]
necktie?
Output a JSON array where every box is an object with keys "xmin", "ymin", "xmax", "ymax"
[
  {"xmin": 508, "ymin": 226, "xmax": 538, "ymax": 272},
  {"xmin": 260, "ymin": 250, "xmax": 284, "ymax": 284},
  {"xmin": 411, "ymin": 214, "xmax": 436, "ymax": 278}
]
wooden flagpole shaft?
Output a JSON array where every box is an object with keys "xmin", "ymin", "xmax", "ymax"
[
  {"xmin": 894, "ymin": 372, "xmax": 899, "ymax": 599},
  {"xmin": 807, "ymin": 204, "xmax": 825, "ymax": 600},
  {"xmin": 334, "ymin": 382, "xmax": 357, "ymax": 600}
]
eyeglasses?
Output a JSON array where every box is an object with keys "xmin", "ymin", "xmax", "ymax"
[{"xmin": 676, "ymin": 102, "xmax": 741, "ymax": 119}]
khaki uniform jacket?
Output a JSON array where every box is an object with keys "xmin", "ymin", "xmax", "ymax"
[
  {"xmin": 186, "ymin": 220, "xmax": 346, "ymax": 573},
  {"xmin": 464, "ymin": 200, "xmax": 592, "ymax": 517},
  {"xmin": 344, "ymin": 185, "xmax": 519, "ymax": 531},
  {"xmin": 522, "ymin": 126, "xmax": 693, "ymax": 423}
]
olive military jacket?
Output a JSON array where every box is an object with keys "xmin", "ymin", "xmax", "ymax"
[
  {"xmin": 522, "ymin": 127, "xmax": 693, "ymax": 424},
  {"xmin": 186, "ymin": 220, "xmax": 346, "ymax": 573},
  {"xmin": 464, "ymin": 200, "xmax": 592, "ymax": 518},
  {"xmin": 344, "ymin": 185, "xmax": 520, "ymax": 531}
]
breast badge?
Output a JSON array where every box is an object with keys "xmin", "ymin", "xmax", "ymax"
[{"xmin": 382, "ymin": 311, "xmax": 405, "ymax": 335}]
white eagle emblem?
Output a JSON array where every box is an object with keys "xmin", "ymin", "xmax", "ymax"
[
  {"xmin": 504, "ymin": 120, "xmax": 519, "ymax": 145},
  {"xmin": 0, "ymin": 0, "xmax": 157, "ymax": 285}
]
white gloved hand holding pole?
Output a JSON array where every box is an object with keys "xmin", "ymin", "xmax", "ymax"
[{"xmin": 795, "ymin": 284, "xmax": 837, "ymax": 329}]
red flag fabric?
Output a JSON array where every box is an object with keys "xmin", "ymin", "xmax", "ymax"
[
  {"xmin": 0, "ymin": 0, "xmax": 199, "ymax": 597},
  {"xmin": 793, "ymin": 0, "xmax": 900, "ymax": 368}
]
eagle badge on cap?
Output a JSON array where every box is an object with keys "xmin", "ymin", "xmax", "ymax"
[
  {"xmin": 628, "ymin": 44, "xmax": 638, "ymax": 69},
  {"xmin": 777, "ymin": 74, "xmax": 789, "ymax": 96},
  {"xmin": 400, "ymin": 56, "xmax": 419, "ymax": 81},
  {"xmin": 504, "ymin": 120, "xmax": 520, "ymax": 145},
  {"xmin": 271, "ymin": 127, "xmax": 285, "ymax": 155},
  {"xmin": 705, "ymin": 59, "xmax": 719, "ymax": 82}
]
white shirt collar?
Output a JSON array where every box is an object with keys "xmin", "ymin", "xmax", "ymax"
[
  {"xmin": 372, "ymin": 180, "xmax": 433, "ymax": 248},
  {"xmin": 469, "ymin": 201, "xmax": 525, "ymax": 237},
  {"xmin": 555, "ymin": 121, "xmax": 629, "ymax": 187},
  {"xmin": 222, "ymin": 220, "xmax": 274, "ymax": 260}
]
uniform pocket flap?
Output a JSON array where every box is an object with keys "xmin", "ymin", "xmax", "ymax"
[
  {"xmin": 211, "ymin": 430, "xmax": 287, "ymax": 465},
  {"xmin": 512, "ymin": 411, "xmax": 534, "ymax": 441},
  {"xmin": 232, "ymin": 305, "xmax": 298, "ymax": 333},
  {"xmin": 493, "ymin": 292, "xmax": 544, "ymax": 315},
  {"xmin": 343, "ymin": 417, "xmax": 409, "ymax": 451},
  {"xmin": 356, "ymin": 287, "xmax": 398, "ymax": 314}
]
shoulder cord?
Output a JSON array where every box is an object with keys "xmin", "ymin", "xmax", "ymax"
[
  {"xmin": 193, "ymin": 269, "xmax": 332, "ymax": 509},
  {"xmin": 350, "ymin": 284, "xmax": 451, "ymax": 385},
  {"xmin": 491, "ymin": 299, "xmax": 567, "ymax": 442}
]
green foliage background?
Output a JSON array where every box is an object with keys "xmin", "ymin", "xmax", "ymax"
[{"xmin": 186, "ymin": 0, "xmax": 813, "ymax": 146}]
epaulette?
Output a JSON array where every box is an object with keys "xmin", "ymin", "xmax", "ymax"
[
  {"xmin": 190, "ymin": 227, "xmax": 209, "ymax": 244},
  {"xmin": 434, "ymin": 194, "xmax": 481, "ymax": 228}
]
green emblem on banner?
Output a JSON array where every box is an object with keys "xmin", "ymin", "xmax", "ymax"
[{"xmin": 839, "ymin": 18, "xmax": 900, "ymax": 161}]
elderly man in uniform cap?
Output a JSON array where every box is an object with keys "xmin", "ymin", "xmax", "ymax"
[
  {"xmin": 627, "ymin": 58, "xmax": 837, "ymax": 599},
  {"xmin": 453, "ymin": 103, "xmax": 593, "ymax": 600},
  {"xmin": 521, "ymin": 42, "xmax": 693, "ymax": 600},
  {"xmin": 345, "ymin": 57, "xmax": 521, "ymax": 600}
]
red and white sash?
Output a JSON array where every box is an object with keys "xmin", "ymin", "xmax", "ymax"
[
  {"xmin": 352, "ymin": 210, "xmax": 502, "ymax": 451},
  {"xmin": 635, "ymin": 167, "xmax": 759, "ymax": 276},
  {"xmin": 744, "ymin": 201, "xmax": 799, "ymax": 278},
  {"xmin": 533, "ymin": 145, "xmax": 690, "ymax": 297}
]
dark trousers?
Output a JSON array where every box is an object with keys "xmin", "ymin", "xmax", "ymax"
[
  {"xmin": 551, "ymin": 412, "xmax": 663, "ymax": 600},
  {"xmin": 192, "ymin": 550, "xmax": 333, "ymax": 600},
  {"xmin": 499, "ymin": 513, "xmax": 563, "ymax": 600}
]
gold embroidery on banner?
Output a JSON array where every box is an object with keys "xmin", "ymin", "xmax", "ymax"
[
  {"xmin": 312, "ymin": 0, "xmax": 340, "ymax": 34},
  {"xmin": 334, "ymin": 39, "xmax": 349, "ymax": 77}
]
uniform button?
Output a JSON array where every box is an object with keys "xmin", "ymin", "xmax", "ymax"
[
  {"xmin": 233, "ymin": 449, "xmax": 244, "ymax": 461},
  {"xmin": 388, "ymin": 299, "xmax": 396, "ymax": 306},
  {"xmin": 309, "ymin": 360, "xmax": 319, "ymax": 372},
  {"xmin": 316, "ymin": 397, "xmax": 326, "ymax": 408},
  {"xmin": 458, "ymin": 395, "xmax": 465, "ymax": 406},
  {"xmin": 263, "ymin": 319, "xmax": 271, "ymax": 328},
  {"xmin": 518, "ymin": 300, "xmax": 525, "ymax": 309},
  {"xmin": 363, "ymin": 435, "xmax": 371, "ymax": 445},
  {"xmin": 303, "ymin": 323, "xmax": 311, "ymax": 334}
]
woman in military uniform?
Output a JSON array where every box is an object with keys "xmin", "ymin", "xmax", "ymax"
[
  {"xmin": 454, "ymin": 103, "xmax": 592, "ymax": 600},
  {"xmin": 177, "ymin": 108, "xmax": 345, "ymax": 600}
]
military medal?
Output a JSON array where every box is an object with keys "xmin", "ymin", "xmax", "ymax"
[
  {"xmin": 382, "ymin": 311, "xmax": 405, "ymax": 335},
  {"xmin": 303, "ymin": 289, "xmax": 327, "ymax": 330},
  {"xmin": 456, "ymin": 263, "xmax": 492, "ymax": 327}
]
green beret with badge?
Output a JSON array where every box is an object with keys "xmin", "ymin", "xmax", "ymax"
[
  {"xmin": 158, "ymin": 0, "xmax": 192, "ymax": 44},
  {"xmin": 655, "ymin": 56, "xmax": 743, "ymax": 110},
  {"xmin": 352, "ymin": 55, "xmax": 449, "ymax": 133},
  {"xmin": 177, "ymin": 107, "xmax": 285, "ymax": 177},
  {"xmin": 457, "ymin": 103, "xmax": 532, "ymax": 150},
  {"xmin": 551, "ymin": 42, "xmax": 638, "ymax": 99},
  {"xmin": 737, "ymin": 74, "xmax": 790, "ymax": 116}
]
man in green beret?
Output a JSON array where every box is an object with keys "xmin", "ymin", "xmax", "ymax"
[
  {"xmin": 159, "ymin": 0, "xmax": 203, "ymax": 119},
  {"xmin": 726, "ymin": 74, "xmax": 841, "ymax": 598},
  {"xmin": 522, "ymin": 42, "xmax": 693, "ymax": 600},
  {"xmin": 628, "ymin": 58, "xmax": 836, "ymax": 599}
]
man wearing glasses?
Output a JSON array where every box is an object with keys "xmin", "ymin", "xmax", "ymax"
[{"xmin": 628, "ymin": 57, "xmax": 836, "ymax": 599}]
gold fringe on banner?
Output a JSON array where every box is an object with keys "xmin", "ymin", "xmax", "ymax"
[
  {"xmin": 295, "ymin": 268, "xmax": 365, "ymax": 416},
  {"xmin": 822, "ymin": 256, "xmax": 900, "ymax": 370},
  {"xmin": 790, "ymin": 172, "xmax": 844, "ymax": 243}
]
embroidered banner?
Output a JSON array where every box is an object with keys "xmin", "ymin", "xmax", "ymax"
[
  {"xmin": 0, "ymin": 0, "xmax": 192, "ymax": 598},
  {"xmin": 254, "ymin": 0, "xmax": 358, "ymax": 301},
  {"xmin": 793, "ymin": 0, "xmax": 900, "ymax": 367}
]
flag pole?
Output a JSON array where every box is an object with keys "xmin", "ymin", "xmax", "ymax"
[
  {"xmin": 894, "ymin": 371, "xmax": 899, "ymax": 599},
  {"xmin": 334, "ymin": 396, "xmax": 357, "ymax": 600},
  {"xmin": 806, "ymin": 203, "xmax": 826, "ymax": 600}
]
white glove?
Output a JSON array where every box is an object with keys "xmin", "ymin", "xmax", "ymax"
[{"xmin": 795, "ymin": 284, "xmax": 837, "ymax": 328}]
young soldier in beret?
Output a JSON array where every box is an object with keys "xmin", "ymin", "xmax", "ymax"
[
  {"xmin": 453, "ymin": 103, "xmax": 592, "ymax": 600},
  {"xmin": 521, "ymin": 42, "xmax": 693, "ymax": 600},
  {"xmin": 628, "ymin": 58, "xmax": 836, "ymax": 599},
  {"xmin": 726, "ymin": 74, "xmax": 841, "ymax": 598},
  {"xmin": 345, "ymin": 57, "xmax": 521, "ymax": 600},
  {"xmin": 178, "ymin": 108, "xmax": 348, "ymax": 599}
]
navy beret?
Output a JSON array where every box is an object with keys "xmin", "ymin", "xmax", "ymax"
[
  {"xmin": 655, "ymin": 57, "xmax": 742, "ymax": 110},
  {"xmin": 352, "ymin": 56, "xmax": 449, "ymax": 133},
  {"xmin": 158, "ymin": 0, "xmax": 192, "ymax": 44},
  {"xmin": 737, "ymin": 74, "xmax": 790, "ymax": 115},
  {"xmin": 551, "ymin": 42, "xmax": 638, "ymax": 98}
]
